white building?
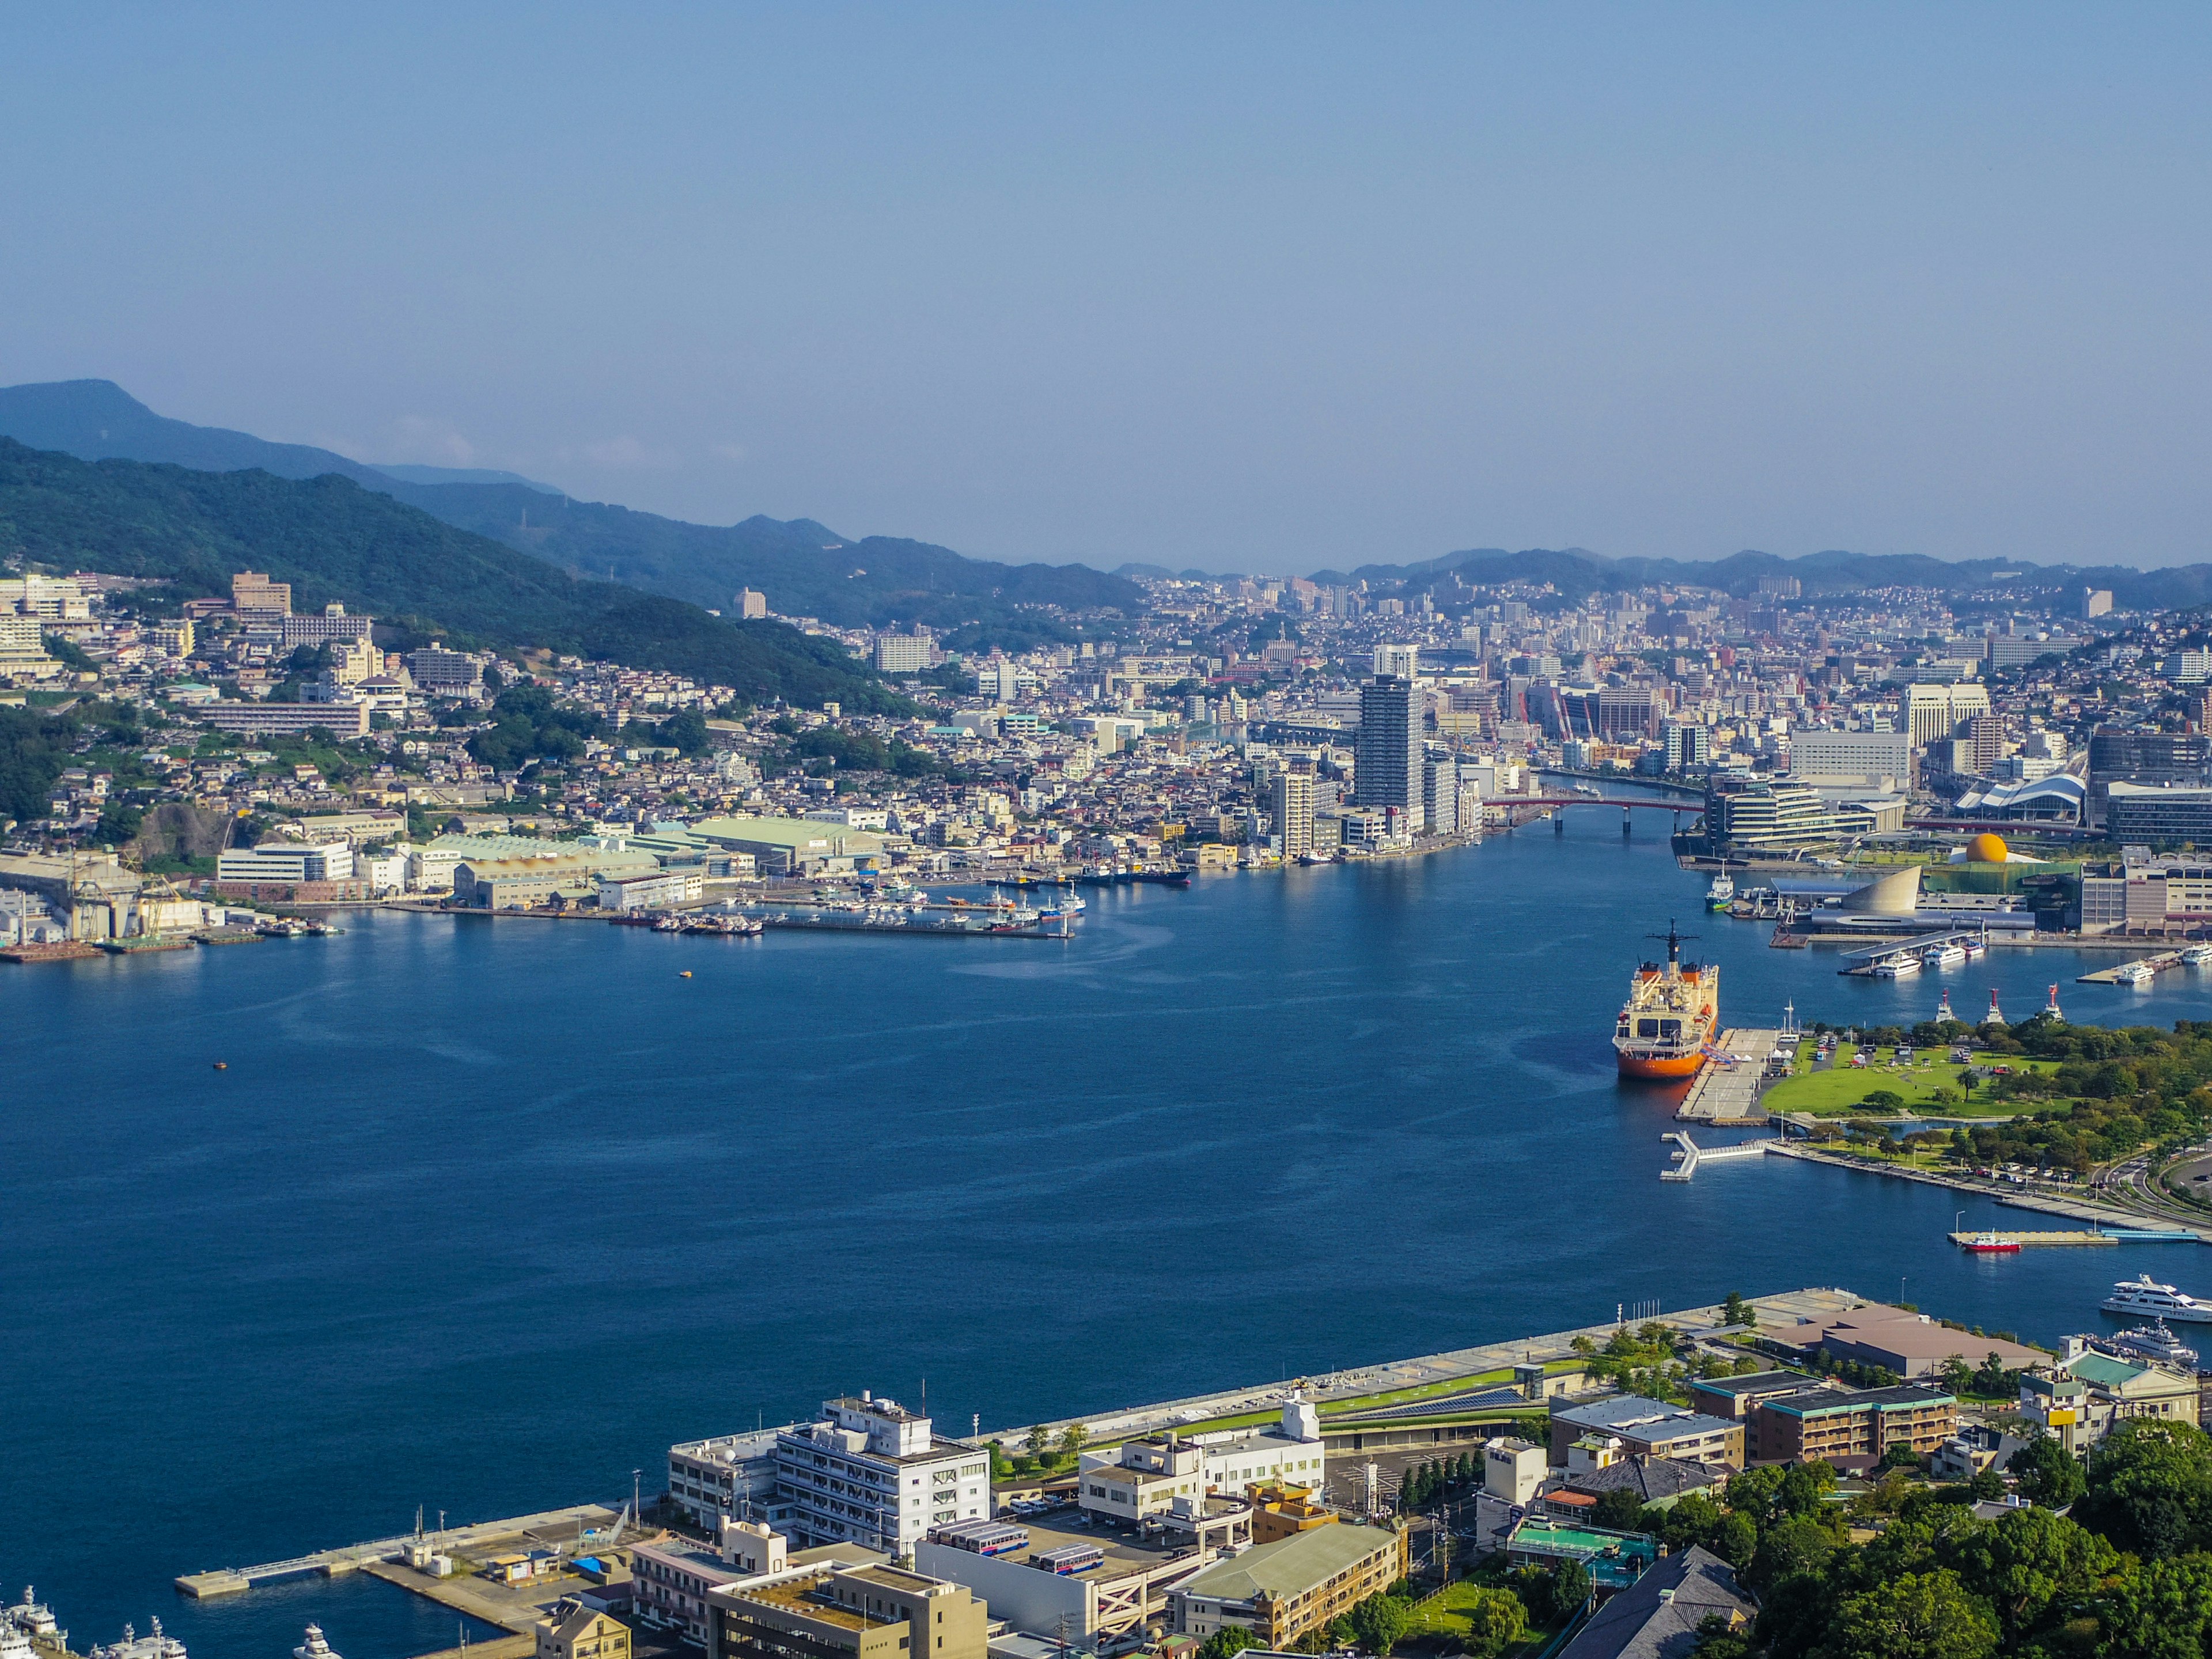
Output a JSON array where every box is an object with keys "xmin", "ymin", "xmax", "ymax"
[
  {"xmin": 1372, "ymin": 645, "xmax": 1419, "ymax": 680},
  {"xmin": 775, "ymin": 1395, "xmax": 991, "ymax": 1553},
  {"xmin": 1077, "ymin": 1399, "xmax": 1326, "ymax": 1525},
  {"xmin": 596, "ymin": 869, "xmax": 704, "ymax": 911},
  {"xmin": 669, "ymin": 1426, "xmax": 795, "ymax": 1531},
  {"xmin": 1790, "ymin": 729, "xmax": 1915, "ymax": 792},
  {"xmin": 874, "ymin": 634, "xmax": 934, "ymax": 674},
  {"xmin": 215, "ymin": 843, "xmax": 356, "ymax": 884}
]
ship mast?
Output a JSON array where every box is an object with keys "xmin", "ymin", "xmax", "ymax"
[{"xmin": 1647, "ymin": 919, "xmax": 1696, "ymax": 982}]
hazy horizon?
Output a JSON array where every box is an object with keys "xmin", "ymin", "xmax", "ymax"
[{"xmin": 6, "ymin": 7, "xmax": 2211, "ymax": 574}]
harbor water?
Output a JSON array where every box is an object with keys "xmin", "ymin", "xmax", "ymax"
[{"xmin": 8, "ymin": 802, "xmax": 2212, "ymax": 1657}]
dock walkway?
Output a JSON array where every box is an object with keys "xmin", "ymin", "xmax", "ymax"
[
  {"xmin": 176, "ymin": 1502, "xmax": 621, "ymax": 1599},
  {"xmin": 2080, "ymin": 952, "xmax": 2184, "ymax": 986},
  {"xmin": 1676, "ymin": 1029, "xmax": 1781, "ymax": 1122}
]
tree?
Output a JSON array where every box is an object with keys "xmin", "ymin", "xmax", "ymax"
[
  {"xmin": 1946, "ymin": 1504, "xmax": 2120, "ymax": 1647},
  {"xmin": 2075, "ymin": 1419, "xmax": 2212, "ymax": 1560},
  {"xmin": 1345, "ymin": 1593, "xmax": 1412, "ymax": 1655},
  {"xmin": 1024, "ymin": 1424, "xmax": 1050, "ymax": 1457},
  {"xmin": 1721, "ymin": 1291, "xmax": 1756, "ymax": 1328},
  {"xmin": 1939, "ymin": 1355, "xmax": 1974, "ymax": 1396},
  {"xmin": 1059, "ymin": 1423, "xmax": 1090, "ymax": 1457},
  {"xmin": 1592, "ymin": 1486, "xmax": 1647, "ymax": 1532},
  {"xmin": 1550, "ymin": 1559, "xmax": 1591, "ymax": 1617},
  {"xmin": 1880, "ymin": 1440, "xmax": 1926, "ymax": 1474},
  {"xmin": 1822, "ymin": 1570, "xmax": 1999, "ymax": 1659},
  {"xmin": 2093, "ymin": 1552, "xmax": 2212, "ymax": 1659},
  {"xmin": 1197, "ymin": 1630, "xmax": 1260, "ymax": 1659},
  {"xmin": 1747, "ymin": 1514, "xmax": 1839, "ymax": 1596},
  {"xmin": 2008, "ymin": 1432, "xmax": 2085, "ymax": 1509},
  {"xmin": 1458, "ymin": 1589, "xmax": 1525, "ymax": 1659}
]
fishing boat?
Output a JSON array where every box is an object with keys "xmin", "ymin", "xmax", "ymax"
[
  {"xmin": 2101, "ymin": 1274, "xmax": 2212, "ymax": 1324},
  {"xmin": 1706, "ymin": 868, "xmax": 1735, "ymax": 912},
  {"xmin": 1959, "ymin": 1229, "xmax": 2021, "ymax": 1254}
]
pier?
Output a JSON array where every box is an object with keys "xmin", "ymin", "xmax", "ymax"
[
  {"xmin": 2078, "ymin": 952, "xmax": 2184, "ymax": 986},
  {"xmin": 175, "ymin": 1502, "xmax": 622, "ymax": 1600},
  {"xmin": 1946, "ymin": 1227, "xmax": 2202, "ymax": 1248},
  {"xmin": 1675, "ymin": 1028, "xmax": 1782, "ymax": 1122},
  {"xmin": 1660, "ymin": 1130, "xmax": 1774, "ymax": 1181},
  {"xmin": 1836, "ymin": 930, "xmax": 1989, "ymax": 978}
]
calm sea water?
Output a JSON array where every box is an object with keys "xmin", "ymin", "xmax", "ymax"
[{"xmin": 9, "ymin": 805, "xmax": 2212, "ymax": 1659}]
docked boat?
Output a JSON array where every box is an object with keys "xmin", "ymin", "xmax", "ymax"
[
  {"xmin": 2103, "ymin": 1320, "xmax": 2200, "ymax": 1369},
  {"xmin": 1960, "ymin": 936, "xmax": 1987, "ymax": 960},
  {"xmin": 295, "ymin": 1625, "xmax": 343, "ymax": 1659},
  {"xmin": 2101, "ymin": 1274, "xmax": 2212, "ymax": 1324},
  {"xmin": 1870, "ymin": 952, "xmax": 1922, "ymax": 978},
  {"xmin": 1960, "ymin": 1230, "xmax": 2020, "ymax": 1254},
  {"xmin": 1706, "ymin": 869, "xmax": 1735, "ymax": 912},
  {"xmin": 1, "ymin": 1622, "xmax": 29, "ymax": 1659},
  {"xmin": 2186, "ymin": 944, "xmax": 2212, "ymax": 967},
  {"xmin": 1613, "ymin": 922, "xmax": 1719, "ymax": 1080},
  {"xmin": 2120, "ymin": 961, "xmax": 2158, "ymax": 986},
  {"xmin": 89, "ymin": 1619, "xmax": 185, "ymax": 1659},
  {"xmin": 9, "ymin": 1590, "xmax": 58, "ymax": 1643},
  {"xmin": 1921, "ymin": 942, "xmax": 1966, "ymax": 968}
]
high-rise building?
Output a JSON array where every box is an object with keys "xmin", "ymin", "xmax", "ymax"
[
  {"xmin": 737, "ymin": 589, "xmax": 769, "ymax": 619},
  {"xmin": 1354, "ymin": 676, "xmax": 1423, "ymax": 830},
  {"xmin": 1423, "ymin": 755, "xmax": 1460, "ymax": 834},
  {"xmin": 1661, "ymin": 721, "xmax": 1711, "ymax": 773},
  {"xmin": 1904, "ymin": 683, "xmax": 1992, "ymax": 748},
  {"xmin": 873, "ymin": 633, "xmax": 932, "ymax": 673},
  {"xmin": 1271, "ymin": 756, "xmax": 1317, "ymax": 857},
  {"xmin": 231, "ymin": 570, "xmax": 292, "ymax": 617},
  {"xmin": 1372, "ymin": 644, "xmax": 1419, "ymax": 679},
  {"xmin": 773, "ymin": 1394, "xmax": 990, "ymax": 1553}
]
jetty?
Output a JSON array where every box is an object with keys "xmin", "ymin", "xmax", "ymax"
[
  {"xmin": 176, "ymin": 1502, "xmax": 622, "ymax": 1599},
  {"xmin": 1946, "ymin": 1227, "xmax": 2200, "ymax": 1248},
  {"xmin": 1661, "ymin": 1130, "xmax": 1775, "ymax": 1181},
  {"xmin": 1675, "ymin": 1028, "xmax": 1782, "ymax": 1122},
  {"xmin": 2079, "ymin": 952, "xmax": 2184, "ymax": 985}
]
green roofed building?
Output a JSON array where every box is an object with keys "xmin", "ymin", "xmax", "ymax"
[
  {"xmin": 1169, "ymin": 1522, "xmax": 1408, "ymax": 1650},
  {"xmin": 691, "ymin": 816, "xmax": 885, "ymax": 877}
]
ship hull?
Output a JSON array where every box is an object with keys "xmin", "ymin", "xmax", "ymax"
[{"xmin": 1616, "ymin": 1050, "xmax": 1709, "ymax": 1079}]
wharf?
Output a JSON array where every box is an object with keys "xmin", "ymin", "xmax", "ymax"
[
  {"xmin": 94, "ymin": 934, "xmax": 192, "ymax": 954},
  {"xmin": 0, "ymin": 940, "xmax": 100, "ymax": 963},
  {"xmin": 1675, "ymin": 1029, "xmax": 1781, "ymax": 1122},
  {"xmin": 2079, "ymin": 952, "xmax": 2184, "ymax": 985},
  {"xmin": 1767, "ymin": 1143, "xmax": 2212, "ymax": 1241},
  {"xmin": 1948, "ymin": 1229, "xmax": 2117, "ymax": 1248},
  {"xmin": 749, "ymin": 910, "xmax": 1069, "ymax": 940},
  {"xmin": 175, "ymin": 1502, "xmax": 622, "ymax": 1600}
]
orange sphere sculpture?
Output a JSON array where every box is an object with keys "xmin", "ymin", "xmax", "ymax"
[{"xmin": 1966, "ymin": 831, "xmax": 2011, "ymax": 864}]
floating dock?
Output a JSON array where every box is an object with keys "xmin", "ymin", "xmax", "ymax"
[
  {"xmin": 2079, "ymin": 952, "xmax": 2184, "ymax": 985},
  {"xmin": 1661, "ymin": 1130, "xmax": 1775, "ymax": 1181}
]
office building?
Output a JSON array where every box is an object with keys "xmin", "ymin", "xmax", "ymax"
[
  {"xmin": 774, "ymin": 1395, "xmax": 991, "ymax": 1554},
  {"xmin": 1789, "ymin": 729, "xmax": 1911, "ymax": 791},
  {"xmin": 873, "ymin": 634, "xmax": 933, "ymax": 673},
  {"xmin": 1354, "ymin": 676, "xmax": 1423, "ymax": 830},
  {"xmin": 231, "ymin": 571, "xmax": 292, "ymax": 617},
  {"xmin": 1482, "ymin": 1438, "xmax": 1547, "ymax": 1506},
  {"xmin": 1079, "ymin": 1399, "xmax": 1325, "ymax": 1525},
  {"xmin": 1988, "ymin": 634, "xmax": 2084, "ymax": 669},
  {"xmin": 1372, "ymin": 644, "xmax": 1419, "ymax": 679},
  {"xmin": 1169, "ymin": 1524, "xmax": 1408, "ymax": 1649},
  {"xmin": 597, "ymin": 869, "xmax": 705, "ymax": 911},
  {"xmin": 2105, "ymin": 783, "xmax": 2212, "ymax": 846},
  {"xmin": 217, "ymin": 844, "xmax": 357, "ymax": 886},
  {"xmin": 1904, "ymin": 683, "xmax": 1991, "ymax": 748},
  {"xmin": 1703, "ymin": 778, "xmax": 1891, "ymax": 853},
  {"xmin": 1751, "ymin": 1385, "xmax": 1957, "ymax": 1468},
  {"xmin": 668, "ymin": 1427, "xmax": 795, "ymax": 1531},
  {"xmin": 1271, "ymin": 757, "xmax": 1317, "ymax": 858}
]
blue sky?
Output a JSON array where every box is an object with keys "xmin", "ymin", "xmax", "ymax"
[{"xmin": 4, "ymin": 5, "xmax": 2210, "ymax": 572}]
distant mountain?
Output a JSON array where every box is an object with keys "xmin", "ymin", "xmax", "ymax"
[
  {"xmin": 1315, "ymin": 544, "xmax": 2212, "ymax": 612},
  {"xmin": 0, "ymin": 380, "xmax": 1144, "ymax": 638},
  {"xmin": 369, "ymin": 463, "xmax": 563, "ymax": 493},
  {"xmin": 0, "ymin": 438, "xmax": 903, "ymax": 711}
]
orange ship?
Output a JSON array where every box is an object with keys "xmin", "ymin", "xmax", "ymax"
[{"xmin": 1614, "ymin": 921, "xmax": 1719, "ymax": 1079}]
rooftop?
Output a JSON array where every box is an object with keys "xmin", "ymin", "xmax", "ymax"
[
  {"xmin": 1552, "ymin": 1396, "xmax": 1737, "ymax": 1440},
  {"xmin": 1687, "ymin": 1370, "xmax": 1816, "ymax": 1397},
  {"xmin": 1761, "ymin": 1384, "xmax": 1955, "ymax": 1418},
  {"xmin": 1175, "ymin": 1522, "xmax": 1399, "ymax": 1603}
]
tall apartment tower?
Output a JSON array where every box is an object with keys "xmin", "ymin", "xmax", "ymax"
[
  {"xmin": 1355, "ymin": 675, "xmax": 1424, "ymax": 830},
  {"xmin": 1272, "ymin": 756, "xmax": 1318, "ymax": 857},
  {"xmin": 1372, "ymin": 643, "xmax": 1419, "ymax": 680}
]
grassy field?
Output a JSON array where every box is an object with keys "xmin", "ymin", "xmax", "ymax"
[{"xmin": 1762, "ymin": 1044, "xmax": 2063, "ymax": 1119}]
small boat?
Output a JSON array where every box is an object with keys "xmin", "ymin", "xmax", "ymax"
[
  {"xmin": 2119, "ymin": 961, "xmax": 2158, "ymax": 986},
  {"xmin": 1706, "ymin": 869, "xmax": 1736, "ymax": 912},
  {"xmin": 1922, "ymin": 942, "xmax": 1967, "ymax": 968},
  {"xmin": 296, "ymin": 1627, "xmax": 343, "ymax": 1659},
  {"xmin": 1871, "ymin": 953, "xmax": 1922, "ymax": 978},
  {"xmin": 1960, "ymin": 937, "xmax": 1987, "ymax": 960},
  {"xmin": 2103, "ymin": 1274, "xmax": 2212, "ymax": 1324},
  {"xmin": 1960, "ymin": 1230, "xmax": 2020, "ymax": 1254},
  {"xmin": 2185, "ymin": 944, "xmax": 2212, "ymax": 967},
  {"xmin": 2104, "ymin": 1320, "xmax": 2200, "ymax": 1369}
]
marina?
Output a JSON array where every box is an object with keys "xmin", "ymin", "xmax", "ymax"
[{"xmin": 2079, "ymin": 952, "xmax": 2185, "ymax": 986}]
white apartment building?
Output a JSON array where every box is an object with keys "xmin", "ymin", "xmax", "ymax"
[
  {"xmin": 1078, "ymin": 1399, "xmax": 1326, "ymax": 1525},
  {"xmin": 775, "ymin": 1395, "xmax": 991, "ymax": 1553},
  {"xmin": 668, "ymin": 1426, "xmax": 793, "ymax": 1531}
]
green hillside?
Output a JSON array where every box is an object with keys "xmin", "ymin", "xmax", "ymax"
[{"xmin": 0, "ymin": 440, "xmax": 904, "ymax": 711}]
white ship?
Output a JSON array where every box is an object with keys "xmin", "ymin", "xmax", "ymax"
[
  {"xmin": 1870, "ymin": 952, "xmax": 1922, "ymax": 978},
  {"xmin": 1921, "ymin": 942, "xmax": 1966, "ymax": 968},
  {"xmin": 2102, "ymin": 1320, "xmax": 2200, "ymax": 1369},
  {"xmin": 295, "ymin": 1626, "xmax": 343, "ymax": 1659},
  {"xmin": 7, "ymin": 1592, "xmax": 56, "ymax": 1642},
  {"xmin": 2120, "ymin": 961, "xmax": 2158, "ymax": 986},
  {"xmin": 2184, "ymin": 943, "xmax": 2212, "ymax": 966},
  {"xmin": 1705, "ymin": 870, "xmax": 1734, "ymax": 912},
  {"xmin": 2, "ymin": 1621, "xmax": 31, "ymax": 1659},
  {"xmin": 89, "ymin": 1620, "xmax": 185, "ymax": 1659},
  {"xmin": 2102, "ymin": 1274, "xmax": 2212, "ymax": 1324}
]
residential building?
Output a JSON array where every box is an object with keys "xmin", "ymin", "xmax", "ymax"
[
  {"xmin": 196, "ymin": 702, "xmax": 371, "ymax": 738},
  {"xmin": 149, "ymin": 620, "xmax": 196, "ymax": 658},
  {"xmin": 1422, "ymin": 756, "xmax": 1461, "ymax": 835},
  {"xmin": 1247, "ymin": 1483, "xmax": 1338, "ymax": 1546},
  {"xmin": 710, "ymin": 1560, "xmax": 987, "ymax": 1659},
  {"xmin": 1168, "ymin": 1522, "xmax": 1408, "ymax": 1649},
  {"xmin": 232, "ymin": 570, "xmax": 293, "ymax": 617},
  {"xmin": 1661, "ymin": 720, "xmax": 1711, "ymax": 773},
  {"xmin": 1372, "ymin": 645, "xmax": 1419, "ymax": 679},
  {"xmin": 1353, "ymin": 676, "xmax": 1422, "ymax": 830},
  {"xmin": 737, "ymin": 589, "xmax": 768, "ymax": 619},
  {"xmin": 407, "ymin": 645, "xmax": 486, "ymax": 694},
  {"xmin": 535, "ymin": 1602, "xmax": 632, "ymax": 1659},
  {"xmin": 1271, "ymin": 757, "xmax": 1317, "ymax": 858},
  {"xmin": 1080, "ymin": 1401, "xmax": 1327, "ymax": 1526},
  {"xmin": 1555, "ymin": 1546, "xmax": 1751, "ymax": 1659},
  {"xmin": 281, "ymin": 605, "xmax": 375, "ymax": 648},
  {"xmin": 775, "ymin": 1395, "xmax": 991, "ymax": 1554},
  {"xmin": 1750, "ymin": 1385, "xmax": 1957, "ymax": 1468},
  {"xmin": 874, "ymin": 634, "xmax": 934, "ymax": 674},
  {"xmin": 0, "ymin": 614, "xmax": 59, "ymax": 677},
  {"xmin": 1547, "ymin": 1397, "xmax": 1743, "ymax": 1468},
  {"xmin": 1683, "ymin": 1372, "xmax": 1824, "ymax": 1462}
]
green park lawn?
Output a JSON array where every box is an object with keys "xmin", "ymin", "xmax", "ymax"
[{"xmin": 1761, "ymin": 1045, "xmax": 2065, "ymax": 1120}]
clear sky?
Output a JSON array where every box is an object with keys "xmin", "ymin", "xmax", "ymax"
[{"xmin": 5, "ymin": 5, "xmax": 2210, "ymax": 573}]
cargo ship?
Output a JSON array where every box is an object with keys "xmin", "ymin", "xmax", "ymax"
[{"xmin": 1614, "ymin": 921, "xmax": 1719, "ymax": 1079}]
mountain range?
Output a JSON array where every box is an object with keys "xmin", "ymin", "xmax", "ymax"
[
  {"xmin": 0, "ymin": 380, "xmax": 1143, "ymax": 639},
  {"xmin": 0, "ymin": 438, "xmax": 907, "ymax": 711}
]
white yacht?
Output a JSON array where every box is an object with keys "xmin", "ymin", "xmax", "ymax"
[
  {"xmin": 1871, "ymin": 952, "xmax": 1922, "ymax": 979},
  {"xmin": 1921, "ymin": 942, "xmax": 1966, "ymax": 968},
  {"xmin": 2184, "ymin": 943, "xmax": 2212, "ymax": 967},
  {"xmin": 295, "ymin": 1626, "xmax": 343, "ymax": 1659},
  {"xmin": 89, "ymin": 1620, "xmax": 185, "ymax": 1659},
  {"xmin": 2102, "ymin": 1274, "xmax": 2212, "ymax": 1324},
  {"xmin": 2120, "ymin": 961, "xmax": 2158, "ymax": 986},
  {"xmin": 2103, "ymin": 1320, "xmax": 2201, "ymax": 1369}
]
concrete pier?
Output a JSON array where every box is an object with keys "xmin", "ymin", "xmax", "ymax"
[
  {"xmin": 1675, "ymin": 1029, "xmax": 1781, "ymax": 1122},
  {"xmin": 175, "ymin": 1502, "xmax": 622, "ymax": 1600}
]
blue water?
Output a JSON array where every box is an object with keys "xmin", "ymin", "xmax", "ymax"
[{"xmin": 9, "ymin": 807, "xmax": 2212, "ymax": 1659}]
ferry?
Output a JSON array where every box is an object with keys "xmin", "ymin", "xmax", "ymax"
[
  {"xmin": 2101, "ymin": 1274, "xmax": 2212, "ymax": 1324},
  {"xmin": 1921, "ymin": 942, "xmax": 1967, "ymax": 968},
  {"xmin": 2102, "ymin": 1320, "xmax": 2200, "ymax": 1369},
  {"xmin": 2185, "ymin": 944, "xmax": 2212, "ymax": 967},
  {"xmin": 2120, "ymin": 961, "xmax": 2158, "ymax": 986},
  {"xmin": 1705, "ymin": 869, "xmax": 1734, "ymax": 912},
  {"xmin": 1870, "ymin": 952, "xmax": 1922, "ymax": 978},
  {"xmin": 1613, "ymin": 921, "xmax": 1720, "ymax": 1079},
  {"xmin": 89, "ymin": 1620, "xmax": 185, "ymax": 1659}
]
